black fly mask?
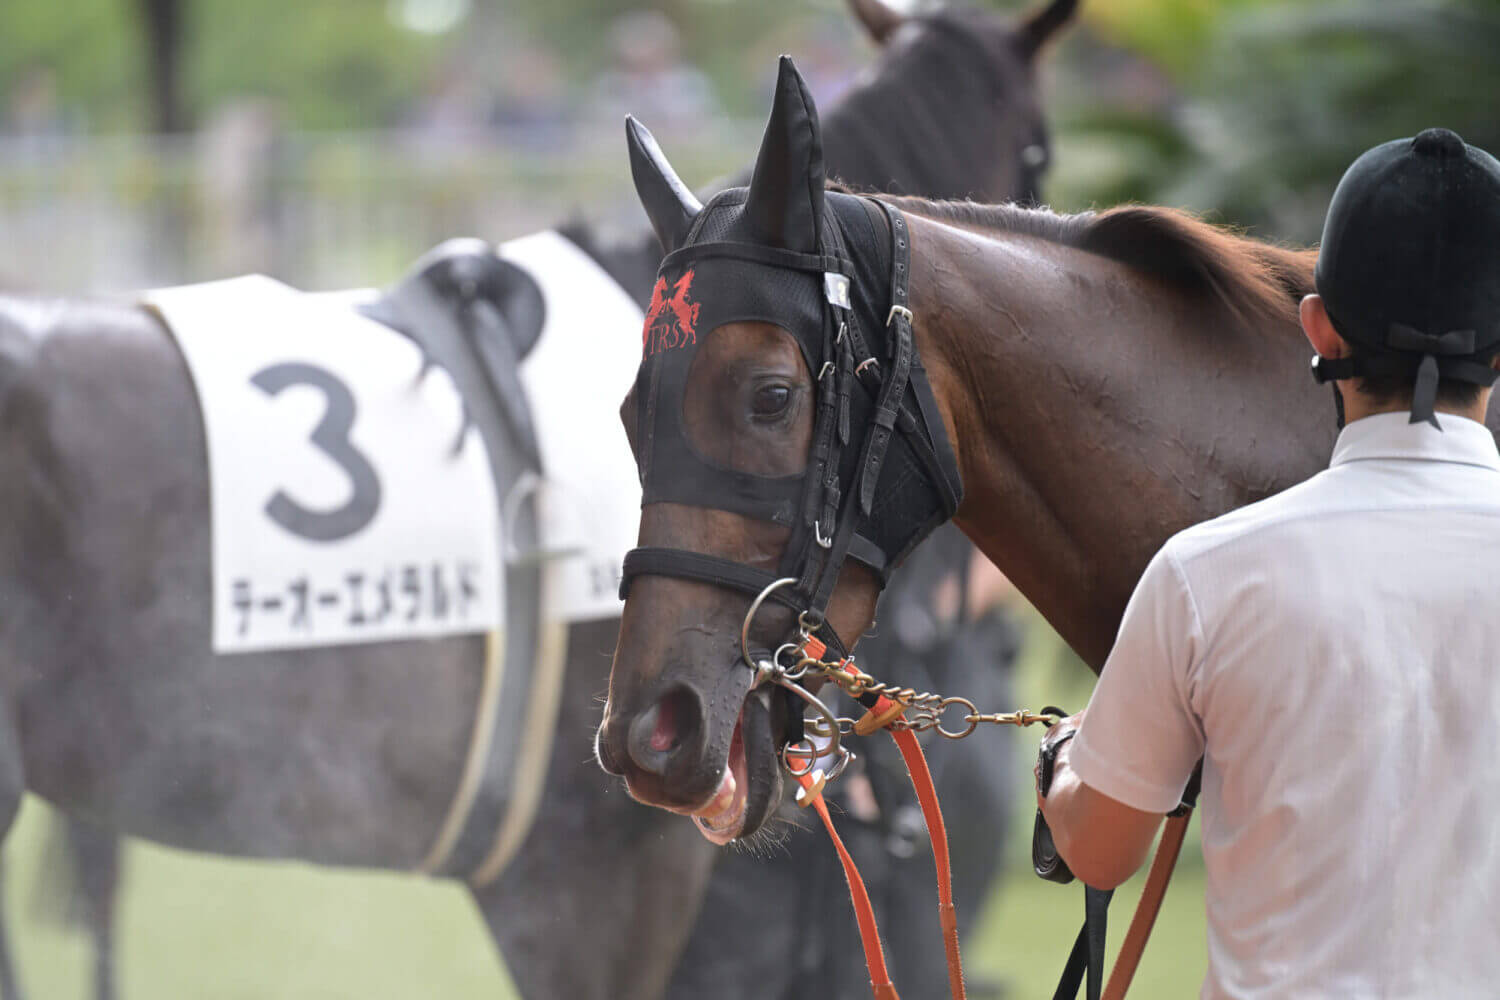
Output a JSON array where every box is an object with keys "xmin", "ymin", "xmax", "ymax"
[{"xmin": 619, "ymin": 58, "xmax": 962, "ymax": 661}]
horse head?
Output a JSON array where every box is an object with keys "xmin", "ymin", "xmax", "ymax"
[
  {"xmin": 824, "ymin": 0, "xmax": 1078, "ymax": 205},
  {"xmin": 597, "ymin": 57, "xmax": 971, "ymax": 843}
]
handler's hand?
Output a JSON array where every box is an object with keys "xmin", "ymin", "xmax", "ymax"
[
  {"xmin": 1034, "ymin": 710, "xmax": 1085, "ymax": 810},
  {"xmin": 1032, "ymin": 707, "xmax": 1165, "ymax": 890}
]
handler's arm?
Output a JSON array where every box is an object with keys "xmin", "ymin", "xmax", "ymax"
[
  {"xmin": 1038, "ymin": 721, "xmax": 1164, "ymax": 890},
  {"xmin": 1037, "ymin": 544, "xmax": 1206, "ymax": 888}
]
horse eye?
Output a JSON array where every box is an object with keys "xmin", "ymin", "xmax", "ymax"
[{"xmin": 750, "ymin": 383, "xmax": 792, "ymax": 419}]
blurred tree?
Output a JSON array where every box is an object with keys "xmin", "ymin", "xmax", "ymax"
[
  {"xmin": 187, "ymin": 0, "xmax": 443, "ymax": 130},
  {"xmin": 1046, "ymin": 0, "xmax": 1500, "ymax": 241},
  {"xmin": 0, "ymin": 0, "xmax": 444, "ymax": 132},
  {"xmin": 1084, "ymin": 0, "xmax": 1257, "ymax": 76},
  {"xmin": 1167, "ymin": 0, "xmax": 1500, "ymax": 241},
  {"xmin": 0, "ymin": 0, "xmax": 143, "ymax": 131}
]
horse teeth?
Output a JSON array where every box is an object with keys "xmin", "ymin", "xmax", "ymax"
[{"xmin": 701, "ymin": 771, "xmax": 736, "ymax": 817}]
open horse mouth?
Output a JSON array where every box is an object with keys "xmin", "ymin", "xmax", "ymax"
[
  {"xmin": 669, "ymin": 686, "xmax": 783, "ymax": 845},
  {"xmin": 690, "ymin": 709, "xmax": 750, "ymax": 843}
]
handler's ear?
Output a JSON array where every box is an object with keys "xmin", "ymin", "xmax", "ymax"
[{"xmin": 1300, "ymin": 294, "xmax": 1346, "ymax": 360}]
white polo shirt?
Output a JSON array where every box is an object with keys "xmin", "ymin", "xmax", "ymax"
[{"xmin": 1072, "ymin": 411, "xmax": 1500, "ymax": 1000}]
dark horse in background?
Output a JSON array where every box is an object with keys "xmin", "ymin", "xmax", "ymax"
[{"xmin": 0, "ymin": 2, "xmax": 1079, "ymax": 998}]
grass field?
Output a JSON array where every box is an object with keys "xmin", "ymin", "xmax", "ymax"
[
  {"xmin": 0, "ymin": 613, "xmax": 1211, "ymax": 998},
  {"xmin": 974, "ymin": 852, "xmax": 1208, "ymax": 998}
]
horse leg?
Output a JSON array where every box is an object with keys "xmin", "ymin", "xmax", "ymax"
[
  {"xmin": 62, "ymin": 820, "xmax": 120, "ymax": 1000},
  {"xmin": 471, "ymin": 624, "xmax": 717, "ymax": 1000},
  {"xmin": 0, "ymin": 860, "xmax": 23, "ymax": 1000},
  {"xmin": 0, "ymin": 696, "xmax": 26, "ymax": 1000},
  {"xmin": 472, "ymin": 807, "xmax": 714, "ymax": 1000}
]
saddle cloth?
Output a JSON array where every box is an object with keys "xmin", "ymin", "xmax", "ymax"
[{"xmin": 145, "ymin": 275, "xmax": 504, "ymax": 654}]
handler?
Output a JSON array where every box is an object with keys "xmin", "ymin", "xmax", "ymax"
[{"xmin": 1036, "ymin": 127, "xmax": 1500, "ymax": 998}]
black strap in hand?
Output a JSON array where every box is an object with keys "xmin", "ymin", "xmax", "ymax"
[
  {"xmin": 1033, "ymin": 705, "xmax": 1076, "ymax": 884},
  {"xmin": 1052, "ymin": 886, "xmax": 1114, "ymax": 1000},
  {"xmin": 1032, "ymin": 706, "xmax": 1109, "ymax": 1000}
]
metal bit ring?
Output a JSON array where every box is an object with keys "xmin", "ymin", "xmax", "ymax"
[{"xmin": 740, "ymin": 576, "xmax": 798, "ymax": 671}]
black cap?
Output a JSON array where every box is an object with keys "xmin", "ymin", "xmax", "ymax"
[{"xmin": 1313, "ymin": 128, "xmax": 1500, "ymax": 427}]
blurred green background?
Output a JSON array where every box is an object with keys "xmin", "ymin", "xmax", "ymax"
[
  {"xmin": 2, "ymin": 0, "xmax": 1495, "ymax": 995},
  {"xmin": 5, "ymin": 0, "xmax": 1498, "ymax": 290}
]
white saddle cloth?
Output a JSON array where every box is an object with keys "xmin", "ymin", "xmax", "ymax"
[
  {"xmin": 145, "ymin": 275, "xmax": 504, "ymax": 653},
  {"xmin": 501, "ymin": 230, "xmax": 645, "ymax": 624}
]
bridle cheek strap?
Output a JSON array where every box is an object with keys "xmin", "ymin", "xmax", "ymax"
[{"xmin": 797, "ymin": 636, "xmax": 968, "ymax": 1000}]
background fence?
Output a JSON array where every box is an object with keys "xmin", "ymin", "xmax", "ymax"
[{"xmin": 0, "ymin": 116, "xmax": 760, "ymax": 294}]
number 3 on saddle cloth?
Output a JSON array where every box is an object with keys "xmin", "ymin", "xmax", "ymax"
[
  {"xmin": 146, "ymin": 271, "xmax": 507, "ymax": 654},
  {"xmin": 144, "ymin": 231, "xmax": 645, "ymax": 881}
]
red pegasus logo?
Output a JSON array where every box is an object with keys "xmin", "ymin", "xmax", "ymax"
[{"xmin": 642, "ymin": 269, "xmax": 700, "ymax": 358}]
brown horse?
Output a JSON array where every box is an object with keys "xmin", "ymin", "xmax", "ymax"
[
  {"xmin": 597, "ymin": 57, "xmax": 1493, "ymax": 845},
  {"xmin": 0, "ymin": 4, "xmax": 1080, "ymax": 999}
]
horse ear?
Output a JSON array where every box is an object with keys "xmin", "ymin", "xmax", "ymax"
[
  {"xmin": 1019, "ymin": 0, "xmax": 1081, "ymax": 56},
  {"xmin": 744, "ymin": 56, "xmax": 825, "ymax": 252},
  {"xmin": 627, "ymin": 116, "xmax": 701, "ymax": 254},
  {"xmin": 847, "ymin": 0, "xmax": 904, "ymax": 45}
]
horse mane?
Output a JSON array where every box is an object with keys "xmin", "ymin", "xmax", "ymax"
[{"xmin": 884, "ymin": 196, "xmax": 1317, "ymax": 334}]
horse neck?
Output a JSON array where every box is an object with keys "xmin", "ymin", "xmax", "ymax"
[{"xmin": 902, "ymin": 211, "xmax": 1333, "ymax": 668}]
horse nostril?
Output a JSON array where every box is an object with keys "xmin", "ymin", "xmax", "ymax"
[
  {"xmin": 649, "ymin": 692, "xmax": 681, "ymax": 752},
  {"xmin": 626, "ymin": 688, "xmax": 701, "ymax": 776}
]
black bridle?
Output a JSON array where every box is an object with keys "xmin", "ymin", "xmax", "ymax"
[{"xmin": 619, "ymin": 192, "xmax": 962, "ymax": 667}]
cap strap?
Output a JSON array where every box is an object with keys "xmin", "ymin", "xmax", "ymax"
[
  {"xmin": 1411, "ymin": 354, "xmax": 1442, "ymax": 429},
  {"xmin": 1310, "ymin": 351, "xmax": 1498, "ymax": 430}
]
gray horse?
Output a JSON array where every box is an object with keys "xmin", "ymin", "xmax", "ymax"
[{"xmin": 0, "ymin": 2, "xmax": 1077, "ymax": 997}]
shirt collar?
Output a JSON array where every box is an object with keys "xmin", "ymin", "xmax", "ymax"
[{"xmin": 1330, "ymin": 411, "xmax": 1500, "ymax": 472}]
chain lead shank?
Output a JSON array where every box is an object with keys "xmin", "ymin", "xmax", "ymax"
[{"xmin": 787, "ymin": 638, "xmax": 1060, "ymax": 740}]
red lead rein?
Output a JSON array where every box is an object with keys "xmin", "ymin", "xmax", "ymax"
[{"xmin": 794, "ymin": 636, "xmax": 967, "ymax": 1000}]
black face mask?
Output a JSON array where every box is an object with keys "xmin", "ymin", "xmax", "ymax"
[
  {"xmin": 633, "ymin": 194, "xmax": 832, "ymax": 528},
  {"xmin": 621, "ymin": 174, "xmax": 963, "ymax": 658}
]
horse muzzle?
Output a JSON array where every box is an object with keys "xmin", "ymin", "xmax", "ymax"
[{"xmin": 597, "ymin": 679, "xmax": 784, "ymax": 842}]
